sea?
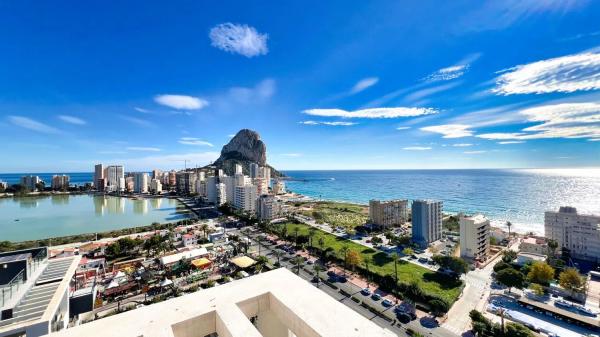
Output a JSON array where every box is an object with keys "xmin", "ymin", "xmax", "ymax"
[{"xmin": 2, "ymin": 169, "xmax": 600, "ymax": 235}]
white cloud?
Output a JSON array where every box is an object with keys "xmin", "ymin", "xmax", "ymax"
[
  {"xmin": 154, "ymin": 94, "xmax": 209, "ymax": 110},
  {"xmin": 403, "ymin": 146, "xmax": 432, "ymax": 151},
  {"xmin": 420, "ymin": 124, "xmax": 474, "ymax": 138},
  {"xmin": 209, "ymin": 23, "xmax": 268, "ymax": 58},
  {"xmin": 589, "ymin": 138, "xmax": 600, "ymax": 142},
  {"xmin": 8, "ymin": 116, "xmax": 60, "ymax": 134},
  {"xmin": 58, "ymin": 115, "xmax": 86, "ymax": 125},
  {"xmin": 120, "ymin": 115, "xmax": 155, "ymax": 128},
  {"xmin": 493, "ymin": 52, "xmax": 600, "ymax": 95},
  {"xmin": 498, "ymin": 141, "xmax": 525, "ymax": 144},
  {"xmin": 126, "ymin": 146, "xmax": 161, "ymax": 152},
  {"xmin": 227, "ymin": 134, "xmax": 236, "ymax": 138},
  {"xmin": 351, "ymin": 77, "xmax": 379, "ymax": 94},
  {"xmin": 134, "ymin": 107, "xmax": 150, "ymax": 113},
  {"xmin": 464, "ymin": 150, "xmax": 487, "ymax": 154},
  {"xmin": 403, "ymin": 81, "xmax": 462, "ymax": 103},
  {"xmin": 98, "ymin": 150, "xmax": 127, "ymax": 155},
  {"xmin": 302, "ymin": 107, "xmax": 437, "ymax": 119},
  {"xmin": 178, "ymin": 137, "xmax": 214, "ymax": 147},
  {"xmin": 425, "ymin": 65, "xmax": 468, "ymax": 81},
  {"xmin": 229, "ymin": 78, "xmax": 275, "ymax": 103},
  {"xmin": 300, "ymin": 121, "xmax": 357, "ymax": 126},
  {"xmin": 477, "ymin": 103, "xmax": 600, "ymax": 140},
  {"xmin": 452, "ymin": 143, "xmax": 473, "ymax": 147},
  {"xmin": 396, "ymin": 126, "xmax": 411, "ymax": 130},
  {"xmin": 281, "ymin": 153, "xmax": 302, "ymax": 157}
]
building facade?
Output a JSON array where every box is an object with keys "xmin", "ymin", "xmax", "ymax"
[
  {"xmin": 411, "ymin": 200, "xmax": 442, "ymax": 246},
  {"xmin": 234, "ymin": 185, "xmax": 258, "ymax": 212},
  {"xmin": 257, "ymin": 194, "xmax": 281, "ymax": 221},
  {"xmin": 545, "ymin": 206, "xmax": 600, "ymax": 262},
  {"xmin": 176, "ymin": 172, "xmax": 197, "ymax": 195},
  {"xmin": 105, "ymin": 165, "xmax": 125, "ymax": 192},
  {"xmin": 368, "ymin": 199, "xmax": 409, "ymax": 228},
  {"xmin": 51, "ymin": 175, "xmax": 70, "ymax": 190},
  {"xmin": 133, "ymin": 172, "xmax": 149, "ymax": 193},
  {"xmin": 150, "ymin": 178, "xmax": 162, "ymax": 194},
  {"xmin": 94, "ymin": 164, "xmax": 105, "ymax": 190},
  {"xmin": 459, "ymin": 214, "xmax": 490, "ymax": 261},
  {"xmin": 20, "ymin": 175, "xmax": 42, "ymax": 191}
]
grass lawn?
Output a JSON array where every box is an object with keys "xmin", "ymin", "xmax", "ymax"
[
  {"xmin": 283, "ymin": 222, "xmax": 462, "ymax": 304},
  {"xmin": 298, "ymin": 201, "xmax": 368, "ymax": 230}
]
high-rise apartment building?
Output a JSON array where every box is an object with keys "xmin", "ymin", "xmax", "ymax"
[
  {"xmin": 150, "ymin": 178, "xmax": 162, "ymax": 194},
  {"xmin": 545, "ymin": 206, "xmax": 600, "ymax": 262},
  {"xmin": 106, "ymin": 165, "xmax": 125, "ymax": 192},
  {"xmin": 20, "ymin": 175, "xmax": 42, "ymax": 191},
  {"xmin": 176, "ymin": 172, "xmax": 197, "ymax": 195},
  {"xmin": 253, "ymin": 177, "xmax": 269, "ymax": 195},
  {"xmin": 411, "ymin": 200, "xmax": 443, "ymax": 245},
  {"xmin": 235, "ymin": 164, "xmax": 243, "ymax": 175},
  {"xmin": 249, "ymin": 162, "xmax": 259, "ymax": 178},
  {"xmin": 234, "ymin": 185, "xmax": 257, "ymax": 212},
  {"xmin": 368, "ymin": 199, "xmax": 408, "ymax": 228},
  {"xmin": 51, "ymin": 175, "xmax": 70, "ymax": 190},
  {"xmin": 206, "ymin": 176, "xmax": 218, "ymax": 204},
  {"xmin": 459, "ymin": 214, "xmax": 490, "ymax": 261},
  {"xmin": 273, "ymin": 180, "xmax": 285, "ymax": 195},
  {"xmin": 134, "ymin": 172, "xmax": 149, "ymax": 193},
  {"xmin": 216, "ymin": 182, "xmax": 227, "ymax": 206},
  {"xmin": 258, "ymin": 194, "xmax": 281, "ymax": 221},
  {"xmin": 94, "ymin": 164, "xmax": 105, "ymax": 190}
]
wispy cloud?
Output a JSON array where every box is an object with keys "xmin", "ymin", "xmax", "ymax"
[
  {"xmin": 420, "ymin": 124, "xmax": 474, "ymax": 138},
  {"xmin": 120, "ymin": 115, "xmax": 155, "ymax": 128},
  {"xmin": 134, "ymin": 107, "xmax": 151, "ymax": 113},
  {"xmin": 403, "ymin": 146, "xmax": 432, "ymax": 151},
  {"xmin": 498, "ymin": 141, "xmax": 525, "ymax": 144},
  {"xmin": 154, "ymin": 95, "xmax": 209, "ymax": 110},
  {"xmin": 178, "ymin": 137, "xmax": 214, "ymax": 146},
  {"xmin": 229, "ymin": 78, "xmax": 275, "ymax": 103},
  {"xmin": 464, "ymin": 150, "xmax": 487, "ymax": 154},
  {"xmin": 396, "ymin": 126, "xmax": 411, "ymax": 130},
  {"xmin": 477, "ymin": 103, "xmax": 600, "ymax": 140},
  {"xmin": 300, "ymin": 121, "xmax": 357, "ymax": 126},
  {"xmin": 351, "ymin": 77, "xmax": 379, "ymax": 94},
  {"xmin": 302, "ymin": 107, "xmax": 437, "ymax": 119},
  {"xmin": 58, "ymin": 115, "xmax": 86, "ymax": 125},
  {"xmin": 209, "ymin": 23, "xmax": 268, "ymax": 58},
  {"xmin": 8, "ymin": 116, "xmax": 60, "ymax": 134},
  {"xmin": 98, "ymin": 150, "xmax": 127, "ymax": 155},
  {"xmin": 425, "ymin": 65, "xmax": 468, "ymax": 82},
  {"xmin": 493, "ymin": 51, "xmax": 600, "ymax": 95},
  {"xmin": 126, "ymin": 146, "xmax": 161, "ymax": 152},
  {"xmin": 452, "ymin": 143, "xmax": 473, "ymax": 147},
  {"xmin": 403, "ymin": 81, "xmax": 462, "ymax": 103}
]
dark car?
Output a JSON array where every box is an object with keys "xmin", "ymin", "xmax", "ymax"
[
  {"xmin": 371, "ymin": 293, "xmax": 381, "ymax": 301},
  {"xmin": 397, "ymin": 313, "xmax": 411, "ymax": 324}
]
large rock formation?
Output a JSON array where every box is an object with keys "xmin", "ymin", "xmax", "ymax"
[{"xmin": 210, "ymin": 129, "xmax": 282, "ymax": 177}]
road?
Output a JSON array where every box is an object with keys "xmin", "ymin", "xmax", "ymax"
[{"xmin": 243, "ymin": 228, "xmax": 458, "ymax": 337}]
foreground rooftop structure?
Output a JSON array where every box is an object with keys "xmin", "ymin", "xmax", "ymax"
[{"xmin": 50, "ymin": 268, "xmax": 396, "ymax": 337}]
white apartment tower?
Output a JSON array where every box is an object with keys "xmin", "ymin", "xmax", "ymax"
[
  {"xmin": 273, "ymin": 180, "xmax": 286, "ymax": 195},
  {"xmin": 106, "ymin": 165, "xmax": 125, "ymax": 192},
  {"xmin": 206, "ymin": 176, "xmax": 218, "ymax": 204},
  {"xmin": 250, "ymin": 163, "xmax": 260, "ymax": 178},
  {"xmin": 235, "ymin": 164, "xmax": 243, "ymax": 175},
  {"xmin": 459, "ymin": 214, "xmax": 491, "ymax": 261},
  {"xmin": 134, "ymin": 172, "xmax": 149, "ymax": 193},
  {"xmin": 150, "ymin": 178, "xmax": 162, "ymax": 194},
  {"xmin": 216, "ymin": 182, "xmax": 227, "ymax": 206},
  {"xmin": 51, "ymin": 175, "xmax": 70, "ymax": 190},
  {"xmin": 234, "ymin": 185, "xmax": 258, "ymax": 212},
  {"xmin": 545, "ymin": 207, "xmax": 600, "ymax": 262},
  {"xmin": 258, "ymin": 194, "xmax": 281, "ymax": 221},
  {"xmin": 94, "ymin": 164, "xmax": 105, "ymax": 190}
]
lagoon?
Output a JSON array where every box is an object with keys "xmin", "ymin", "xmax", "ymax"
[{"xmin": 0, "ymin": 194, "xmax": 193, "ymax": 242}]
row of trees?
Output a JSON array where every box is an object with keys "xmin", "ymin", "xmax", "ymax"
[{"xmin": 470, "ymin": 310, "xmax": 533, "ymax": 337}]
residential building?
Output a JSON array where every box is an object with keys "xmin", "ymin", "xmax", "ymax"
[
  {"xmin": 168, "ymin": 170, "xmax": 177, "ymax": 187},
  {"xmin": 150, "ymin": 178, "xmax": 162, "ymax": 194},
  {"xmin": 94, "ymin": 164, "xmax": 105, "ymax": 190},
  {"xmin": 176, "ymin": 172, "xmax": 197, "ymax": 195},
  {"xmin": 459, "ymin": 214, "xmax": 491, "ymax": 261},
  {"xmin": 20, "ymin": 175, "xmax": 42, "ymax": 191},
  {"xmin": 515, "ymin": 252, "xmax": 547, "ymax": 266},
  {"xmin": 125, "ymin": 176, "xmax": 134, "ymax": 192},
  {"xmin": 0, "ymin": 247, "xmax": 88, "ymax": 337},
  {"xmin": 105, "ymin": 165, "xmax": 125, "ymax": 192},
  {"xmin": 411, "ymin": 200, "xmax": 442, "ymax": 245},
  {"xmin": 0, "ymin": 180, "xmax": 7, "ymax": 190},
  {"xmin": 369, "ymin": 199, "xmax": 409, "ymax": 228},
  {"xmin": 520, "ymin": 237, "xmax": 550, "ymax": 255},
  {"xmin": 50, "ymin": 268, "xmax": 395, "ymax": 337},
  {"xmin": 249, "ymin": 162, "xmax": 259, "ymax": 178},
  {"xmin": 273, "ymin": 180, "xmax": 285, "ymax": 195},
  {"xmin": 151, "ymin": 169, "xmax": 161, "ymax": 180},
  {"xmin": 253, "ymin": 177, "xmax": 269, "ymax": 195},
  {"xmin": 133, "ymin": 172, "xmax": 149, "ymax": 193},
  {"xmin": 206, "ymin": 176, "xmax": 218, "ymax": 204},
  {"xmin": 259, "ymin": 166, "xmax": 271, "ymax": 181},
  {"xmin": 196, "ymin": 181, "xmax": 206, "ymax": 197},
  {"xmin": 258, "ymin": 194, "xmax": 282, "ymax": 221},
  {"xmin": 234, "ymin": 184, "xmax": 258, "ymax": 212},
  {"xmin": 51, "ymin": 175, "xmax": 70, "ymax": 190},
  {"xmin": 545, "ymin": 206, "xmax": 600, "ymax": 262},
  {"xmin": 216, "ymin": 182, "xmax": 227, "ymax": 206},
  {"xmin": 182, "ymin": 233, "xmax": 197, "ymax": 247},
  {"xmin": 235, "ymin": 163, "xmax": 243, "ymax": 175}
]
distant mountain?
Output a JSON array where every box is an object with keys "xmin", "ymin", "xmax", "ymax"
[{"xmin": 208, "ymin": 129, "xmax": 283, "ymax": 177}]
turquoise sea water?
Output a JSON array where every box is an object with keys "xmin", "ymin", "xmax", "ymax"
[
  {"xmin": 283, "ymin": 169, "xmax": 600, "ymax": 235},
  {"xmin": 0, "ymin": 194, "xmax": 192, "ymax": 242}
]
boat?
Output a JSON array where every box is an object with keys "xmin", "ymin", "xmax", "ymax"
[
  {"xmin": 554, "ymin": 299, "xmax": 573, "ymax": 308},
  {"xmin": 577, "ymin": 306, "xmax": 597, "ymax": 316}
]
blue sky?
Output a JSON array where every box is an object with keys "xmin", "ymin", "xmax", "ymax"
[{"xmin": 1, "ymin": 0, "xmax": 600, "ymax": 172}]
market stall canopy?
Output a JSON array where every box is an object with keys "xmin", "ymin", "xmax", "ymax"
[
  {"xmin": 230, "ymin": 256, "xmax": 256, "ymax": 269},
  {"xmin": 159, "ymin": 278, "xmax": 173, "ymax": 287},
  {"xmin": 191, "ymin": 258, "xmax": 212, "ymax": 269}
]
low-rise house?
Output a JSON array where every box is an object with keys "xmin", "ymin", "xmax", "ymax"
[
  {"xmin": 520, "ymin": 237, "xmax": 550, "ymax": 255},
  {"xmin": 182, "ymin": 233, "xmax": 197, "ymax": 247},
  {"xmin": 515, "ymin": 252, "xmax": 547, "ymax": 266},
  {"xmin": 159, "ymin": 248, "xmax": 209, "ymax": 268}
]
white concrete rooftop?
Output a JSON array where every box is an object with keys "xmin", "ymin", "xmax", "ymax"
[{"xmin": 49, "ymin": 268, "xmax": 396, "ymax": 337}]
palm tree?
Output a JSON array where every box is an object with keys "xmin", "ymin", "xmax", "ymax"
[
  {"xmin": 308, "ymin": 227, "xmax": 316, "ymax": 251},
  {"xmin": 257, "ymin": 236, "xmax": 262, "ymax": 256},
  {"xmin": 293, "ymin": 227, "xmax": 300, "ymax": 247},
  {"xmin": 548, "ymin": 239, "xmax": 558, "ymax": 258},
  {"xmin": 273, "ymin": 250, "xmax": 282, "ymax": 267},
  {"xmin": 200, "ymin": 223, "xmax": 209, "ymax": 239},
  {"xmin": 340, "ymin": 245, "xmax": 349, "ymax": 276},
  {"xmin": 318, "ymin": 237, "xmax": 325, "ymax": 256},
  {"xmin": 506, "ymin": 221, "xmax": 513, "ymax": 238},
  {"xmin": 313, "ymin": 264, "xmax": 323, "ymax": 287},
  {"xmin": 293, "ymin": 256, "xmax": 304, "ymax": 274},
  {"xmin": 280, "ymin": 225, "xmax": 288, "ymax": 240},
  {"xmin": 364, "ymin": 256, "xmax": 372, "ymax": 288}
]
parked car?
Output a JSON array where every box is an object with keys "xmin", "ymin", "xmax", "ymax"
[
  {"xmin": 361, "ymin": 288, "xmax": 372, "ymax": 296},
  {"xmin": 382, "ymin": 299, "xmax": 393, "ymax": 307},
  {"xmin": 371, "ymin": 293, "xmax": 381, "ymax": 301}
]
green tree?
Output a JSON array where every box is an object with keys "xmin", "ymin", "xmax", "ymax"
[
  {"xmin": 391, "ymin": 253, "xmax": 400, "ymax": 287},
  {"xmin": 313, "ymin": 264, "xmax": 323, "ymax": 286},
  {"xmin": 402, "ymin": 247, "xmax": 414, "ymax": 256},
  {"xmin": 559, "ymin": 268, "xmax": 585, "ymax": 299},
  {"xmin": 505, "ymin": 322, "xmax": 535, "ymax": 337},
  {"xmin": 502, "ymin": 250, "xmax": 517, "ymax": 263},
  {"xmin": 339, "ymin": 245, "xmax": 349, "ymax": 275},
  {"xmin": 428, "ymin": 298, "xmax": 450, "ymax": 317},
  {"xmin": 293, "ymin": 256, "xmax": 304, "ymax": 274},
  {"xmin": 529, "ymin": 283, "xmax": 545, "ymax": 296},
  {"xmin": 506, "ymin": 221, "xmax": 513, "ymax": 238},
  {"xmin": 493, "ymin": 261, "xmax": 512, "ymax": 273},
  {"xmin": 346, "ymin": 250, "xmax": 362, "ymax": 272},
  {"xmin": 547, "ymin": 239, "xmax": 558, "ymax": 258},
  {"xmin": 308, "ymin": 227, "xmax": 316, "ymax": 250},
  {"xmin": 495, "ymin": 268, "xmax": 524, "ymax": 293},
  {"xmin": 433, "ymin": 255, "xmax": 469, "ymax": 277},
  {"xmin": 293, "ymin": 226, "xmax": 300, "ymax": 246},
  {"xmin": 527, "ymin": 261, "xmax": 555, "ymax": 285}
]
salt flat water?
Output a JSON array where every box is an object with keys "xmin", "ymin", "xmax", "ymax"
[
  {"xmin": 283, "ymin": 169, "xmax": 600, "ymax": 235},
  {"xmin": 0, "ymin": 194, "xmax": 193, "ymax": 242}
]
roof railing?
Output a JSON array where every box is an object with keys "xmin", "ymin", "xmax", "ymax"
[{"xmin": 0, "ymin": 269, "xmax": 25, "ymax": 308}]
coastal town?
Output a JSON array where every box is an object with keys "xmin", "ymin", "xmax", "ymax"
[{"xmin": 0, "ymin": 131, "xmax": 599, "ymax": 337}]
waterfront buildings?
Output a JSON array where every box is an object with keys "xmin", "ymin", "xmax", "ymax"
[
  {"xmin": 520, "ymin": 237, "xmax": 550, "ymax": 255},
  {"xmin": 0, "ymin": 247, "xmax": 86, "ymax": 337},
  {"xmin": 272, "ymin": 180, "xmax": 285, "ymax": 195},
  {"xmin": 150, "ymin": 178, "xmax": 162, "ymax": 194},
  {"xmin": 249, "ymin": 162, "xmax": 259, "ymax": 178},
  {"xmin": 257, "ymin": 194, "xmax": 281, "ymax": 221},
  {"xmin": 168, "ymin": 170, "xmax": 177, "ymax": 187},
  {"xmin": 94, "ymin": 164, "xmax": 105, "ymax": 190},
  {"xmin": 459, "ymin": 214, "xmax": 491, "ymax": 261},
  {"xmin": 20, "ymin": 175, "xmax": 42, "ymax": 191},
  {"xmin": 51, "ymin": 268, "xmax": 395, "ymax": 337},
  {"xmin": 234, "ymin": 184, "xmax": 258, "ymax": 212},
  {"xmin": 51, "ymin": 175, "xmax": 70, "ymax": 190},
  {"xmin": 176, "ymin": 172, "xmax": 197, "ymax": 195},
  {"xmin": 411, "ymin": 200, "xmax": 442, "ymax": 246},
  {"xmin": 545, "ymin": 206, "xmax": 600, "ymax": 262},
  {"xmin": 0, "ymin": 180, "xmax": 7, "ymax": 190},
  {"xmin": 368, "ymin": 199, "xmax": 408, "ymax": 228},
  {"xmin": 253, "ymin": 177, "xmax": 269, "ymax": 195},
  {"xmin": 105, "ymin": 165, "xmax": 125, "ymax": 192},
  {"xmin": 216, "ymin": 182, "xmax": 227, "ymax": 206},
  {"xmin": 133, "ymin": 172, "xmax": 149, "ymax": 193}
]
